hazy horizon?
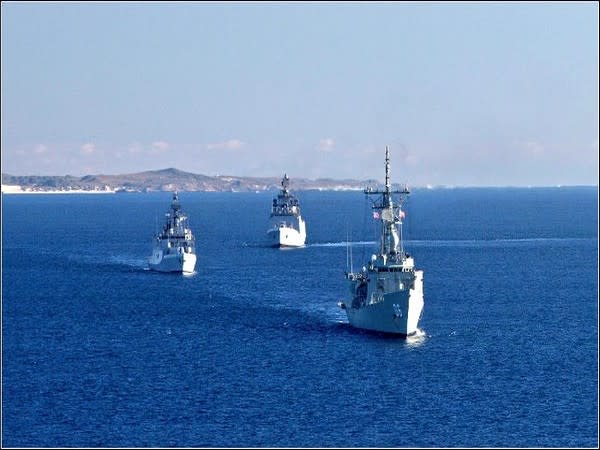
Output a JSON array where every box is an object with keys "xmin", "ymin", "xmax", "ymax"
[
  {"xmin": 2, "ymin": 165, "xmax": 598, "ymax": 189},
  {"xmin": 2, "ymin": 2, "xmax": 598, "ymax": 186}
]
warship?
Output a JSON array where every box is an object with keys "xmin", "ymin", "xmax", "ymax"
[
  {"xmin": 339, "ymin": 147, "xmax": 424, "ymax": 335},
  {"xmin": 148, "ymin": 192, "xmax": 197, "ymax": 273},
  {"xmin": 267, "ymin": 174, "xmax": 307, "ymax": 247}
]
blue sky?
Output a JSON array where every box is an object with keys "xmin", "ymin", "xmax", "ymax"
[{"xmin": 1, "ymin": 1, "xmax": 598, "ymax": 186}]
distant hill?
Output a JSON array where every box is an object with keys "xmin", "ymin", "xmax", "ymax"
[{"xmin": 1, "ymin": 168, "xmax": 378, "ymax": 193}]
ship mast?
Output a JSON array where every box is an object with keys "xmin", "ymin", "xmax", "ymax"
[
  {"xmin": 365, "ymin": 146, "xmax": 410, "ymax": 263},
  {"xmin": 171, "ymin": 191, "xmax": 181, "ymax": 213},
  {"xmin": 281, "ymin": 174, "xmax": 290, "ymax": 195},
  {"xmin": 384, "ymin": 146, "xmax": 392, "ymax": 208}
]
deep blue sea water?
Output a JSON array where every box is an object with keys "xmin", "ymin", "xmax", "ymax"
[{"xmin": 2, "ymin": 187, "xmax": 598, "ymax": 448}]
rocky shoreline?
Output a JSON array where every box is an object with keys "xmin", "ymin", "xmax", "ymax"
[{"xmin": 2, "ymin": 168, "xmax": 375, "ymax": 193}]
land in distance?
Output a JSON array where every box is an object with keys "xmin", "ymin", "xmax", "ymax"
[{"xmin": 1, "ymin": 168, "xmax": 381, "ymax": 193}]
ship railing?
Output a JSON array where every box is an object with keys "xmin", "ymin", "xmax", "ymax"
[
  {"xmin": 346, "ymin": 271, "xmax": 368, "ymax": 282},
  {"xmin": 271, "ymin": 206, "xmax": 300, "ymax": 216}
]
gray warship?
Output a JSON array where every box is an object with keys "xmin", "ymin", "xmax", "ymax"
[
  {"xmin": 148, "ymin": 192, "xmax": 197, "ymax": 273},
  {"xmin": 339, "ymin": 147, "xmax": 424, "ymax": 336},
  {"xmin": 266, "ymin": 174, "xmax": 307, "ymax": 248}
]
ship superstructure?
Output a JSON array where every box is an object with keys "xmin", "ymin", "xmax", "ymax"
[
  {"xmin": 148, "ymin": 192, "xmax": 197, "ymax": 273},
  {"xmin": 267, "ymin": 174, "xmax": 307, "ymax": 247},
  {"xmin": 339, "ymin": 147, "xmax": 424, "ymax": 335}
]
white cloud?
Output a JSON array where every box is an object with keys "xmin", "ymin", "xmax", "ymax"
[
  {"xmin": 516, "ymin": 140, "xmax": 544, "ymax": 156},
  {"xmin": 317, "ymin": 138, "xmax": 335, "ymax": 152},
  {"xmin": 81, "ymin": 143, "xmax": 96, "ymax": 155},
  {"xmin": 404, "ymin": 154, "xmax": 419, "ymax": 166},
  {"xmin": 206, "ymin": 139, "xmax": 245, "ymax": 151},
  {"xmin": 128, "ymin": 142, "xmax": 143, "ymax": 153},
  {"xmin": 33, "ymin": 144, "xmax": 48, "ymax": 154},
  {"xmin": 151, "ymin": 141, "xmax": 170, "ymax": 153}
]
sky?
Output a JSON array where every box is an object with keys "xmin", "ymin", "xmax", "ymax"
[{"xmin": 1, "ymin": 1, "xmax": 598, "ymax": 186}]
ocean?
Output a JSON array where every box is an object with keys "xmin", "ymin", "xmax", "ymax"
[{"xmin": 2, "ymin": 187, "xmax": 598, "ymax": 447}]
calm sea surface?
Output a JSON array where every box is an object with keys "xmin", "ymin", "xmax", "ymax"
[{"xmin": 2, "ymin": 187, "xmax": 598, "ymax": 447}]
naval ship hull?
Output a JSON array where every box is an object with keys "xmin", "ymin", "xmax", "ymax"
[
  {"xmin": 266, "ymin": 219, "xmax": 306, "ymax": 248},
  {"xmin": 148, "ymin": 251, "xmax": 197, "ymax": 273},
  {"xmin": 344, "ymin": 270, "xmax": 424, "ymax": 336}
]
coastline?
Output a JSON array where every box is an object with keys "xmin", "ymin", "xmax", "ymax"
[
  {"xmin": 2, "ymin": 183, "xmax": 596, "ymax": 195},
  {"xmin": 1, "ymin": 185, "xmax": 116, "ymax": 194}
]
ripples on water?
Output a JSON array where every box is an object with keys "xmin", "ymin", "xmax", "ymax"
[{"xmin": 2, "ymin": 189, "xmax": 598, "ymax": 447}]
